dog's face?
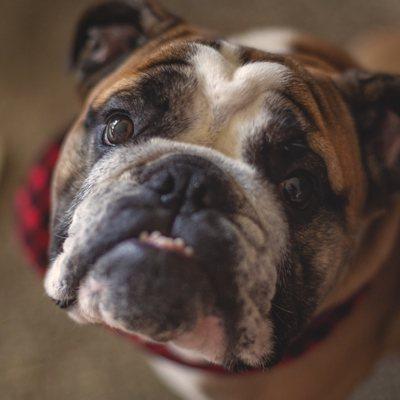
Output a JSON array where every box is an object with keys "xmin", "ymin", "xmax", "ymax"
[{"xmin": 45, "ymin": 0, "xmax": 400, "ymax": 369}]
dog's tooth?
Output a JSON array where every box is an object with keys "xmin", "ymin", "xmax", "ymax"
[
  {"xmin": 184, "ymin": 247, "xmax": 194, "ymax": 257},
  {"xmin": 174, "ymin": 238, "xmax": 185, "ymax": 247},
  {"xmin": 137, "ymin": 230, "xmax": 192, "ymax": 256},
  {"xmin": 139, "ymin": 231, "xmax": 149, "ymax": 240},
  {"xmin": 161, "ymin": 237, "xmax": 171, "ymax": 246}
]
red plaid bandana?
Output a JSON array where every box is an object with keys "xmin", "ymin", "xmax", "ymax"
[{"xmin": 15, "ymin": 135, "xmax": 366, "ymax": 375}]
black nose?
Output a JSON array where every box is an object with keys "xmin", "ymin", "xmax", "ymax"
[{"xmin": 141, "ymin": 155, "xmax": 234, "ymax": 214}]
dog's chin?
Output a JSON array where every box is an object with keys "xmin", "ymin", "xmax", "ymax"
[{"xmin": 68, "ymin": 304, "xmax": 228, "ymax": 364}]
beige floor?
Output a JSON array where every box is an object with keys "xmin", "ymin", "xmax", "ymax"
[{"xmin": 1, "ymin": 1, "xmax": 400, "ymax": 399}]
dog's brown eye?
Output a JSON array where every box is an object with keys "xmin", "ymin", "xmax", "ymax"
[
  {"xmin": 104, "ymin": 115, "xmax": 134, "ymax": 145},
  {"xmin": 280, "ymin": 171, "xmax": 314, "ymax": 209}
]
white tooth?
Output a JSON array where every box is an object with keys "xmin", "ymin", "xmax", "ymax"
[
  {"xmin": 139, "ymin": 231, "xmax": 149, "ymax": 240},
  {"xmin": 184, "ymin": 247, "xmax": 194, "ymax": 257},
  {"xmin": 138, "ymin": 230, "xmax": 192, "ymax": 255},
  {"xmin": 174, "ymin": 238, "xmax": 185, "ymax": 247}
]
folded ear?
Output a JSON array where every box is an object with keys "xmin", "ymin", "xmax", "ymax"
[
  {"xmin": 338, "ymin": 71, "xmax": 400, "ymax": 205},
  {"xmin": 70, "ymin": 0, "xmax": 181, "ymax": 95}
]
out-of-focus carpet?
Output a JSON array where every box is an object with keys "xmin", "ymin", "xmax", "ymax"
[{"xmin": 1, "ymin": 1, "xmax": 399, "ymax": 399}]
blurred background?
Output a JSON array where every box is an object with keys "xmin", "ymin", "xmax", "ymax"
[{"xmin": 1, "ymin": 0, "xmax": 399, "ymax": 399}]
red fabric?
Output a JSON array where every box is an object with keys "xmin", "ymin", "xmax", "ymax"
[
  {"xmin": 15, "ymin": 138, "xmax": 61, "ymax": 277},
  {"xmin": 15, "ymin": 136, "xmax": 365, "ymax": 375}
]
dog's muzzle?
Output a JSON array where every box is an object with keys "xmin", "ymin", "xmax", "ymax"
[
  {"xmin": 46, "ymin": 154, "xmax": 241, "ymax": 341},
  {"xmin": 45, "ymin": 141, "xmax": 286, "ymax": 366}
]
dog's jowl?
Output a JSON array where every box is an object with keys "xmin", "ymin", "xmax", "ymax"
[{"xmin": 44, "ymin": 1, "xmax": 400, "ymax": 399}]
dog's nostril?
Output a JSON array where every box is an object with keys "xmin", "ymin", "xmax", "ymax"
[{"xmin": 147, "ymin": 169, "xmax": 175, "ymax": 195}]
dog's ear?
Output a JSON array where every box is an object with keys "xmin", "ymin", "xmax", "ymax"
[
  {"xmin": 70, "ymin": 0, "xmax": 181, "ymax": 95},
  {"xmin": 338, "ymin": 71, "xmax": 400, "ymax": 206}
]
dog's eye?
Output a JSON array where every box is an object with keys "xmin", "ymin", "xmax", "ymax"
[
  {"xmin": 280, "ymin": 171, "xmax": 314, "ymax": 209},
  {"xmin": 103, "ymin": 115, "xmax": 134, "ymax": 146}
]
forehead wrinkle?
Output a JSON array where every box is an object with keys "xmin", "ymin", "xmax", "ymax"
[
  {"xmin": 306, "ymin": 85, "xmax": 367, "ymax": 224},
  {"xmin": 276, "ymin": 61, "xmax": 335, "ymax": 138},
  {"xmin": 235, "ymin": 89, "xmax": 314, "ymax": 164},
  {"xmin": 305, "ymin": 79, "xmax": 351, "ymax": 194},
  {"xmin": 90, "ymin": 76, "xmax": 141, "ymax": 110},
  {"xmin": 86, "ymin": 32, "xmax": 204, "ymax": 111},
  {"xmin": 265, "ymin": 88, "xmax": 318, "ymax": 137},
  {"xmin": 88, "ymin": 89, "xmax": 137, "ymax": 120}
]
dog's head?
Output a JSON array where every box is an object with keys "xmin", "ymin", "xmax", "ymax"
[{"xmin": 45, "ymin": 0, "xmax": 400, "ymax": 369}]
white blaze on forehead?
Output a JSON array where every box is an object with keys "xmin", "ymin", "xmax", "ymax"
[
  {"xmin": 192, "ymin": 42, "xmax": 289, "ymax": 121},
  {"xmin": 189, "ymin": 42, "xmax": 291, "ymax": 158}
]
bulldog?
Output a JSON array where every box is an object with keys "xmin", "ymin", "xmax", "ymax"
[{"xmin": 44, "ymin": 1, "xmax": 400, "ymax": 399}]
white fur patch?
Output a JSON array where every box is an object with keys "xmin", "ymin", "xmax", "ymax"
[
  {"xmin": 230, "ymin": 28, "xmax": 299, "ymax": 54},
  {"xmin": 44, "ymin": 237, "xmax": 75, "ymax": 301},
  {"xmin": 152, "ymin": 358, "xmax": 210, "ymax": 400},
  {"xmin": 192, "ymin": 42, "xmax": 289, "ymax": 123},
  {"xmin": 185, "ymin": 43, "xmax": 291, "ymax": 159}
]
